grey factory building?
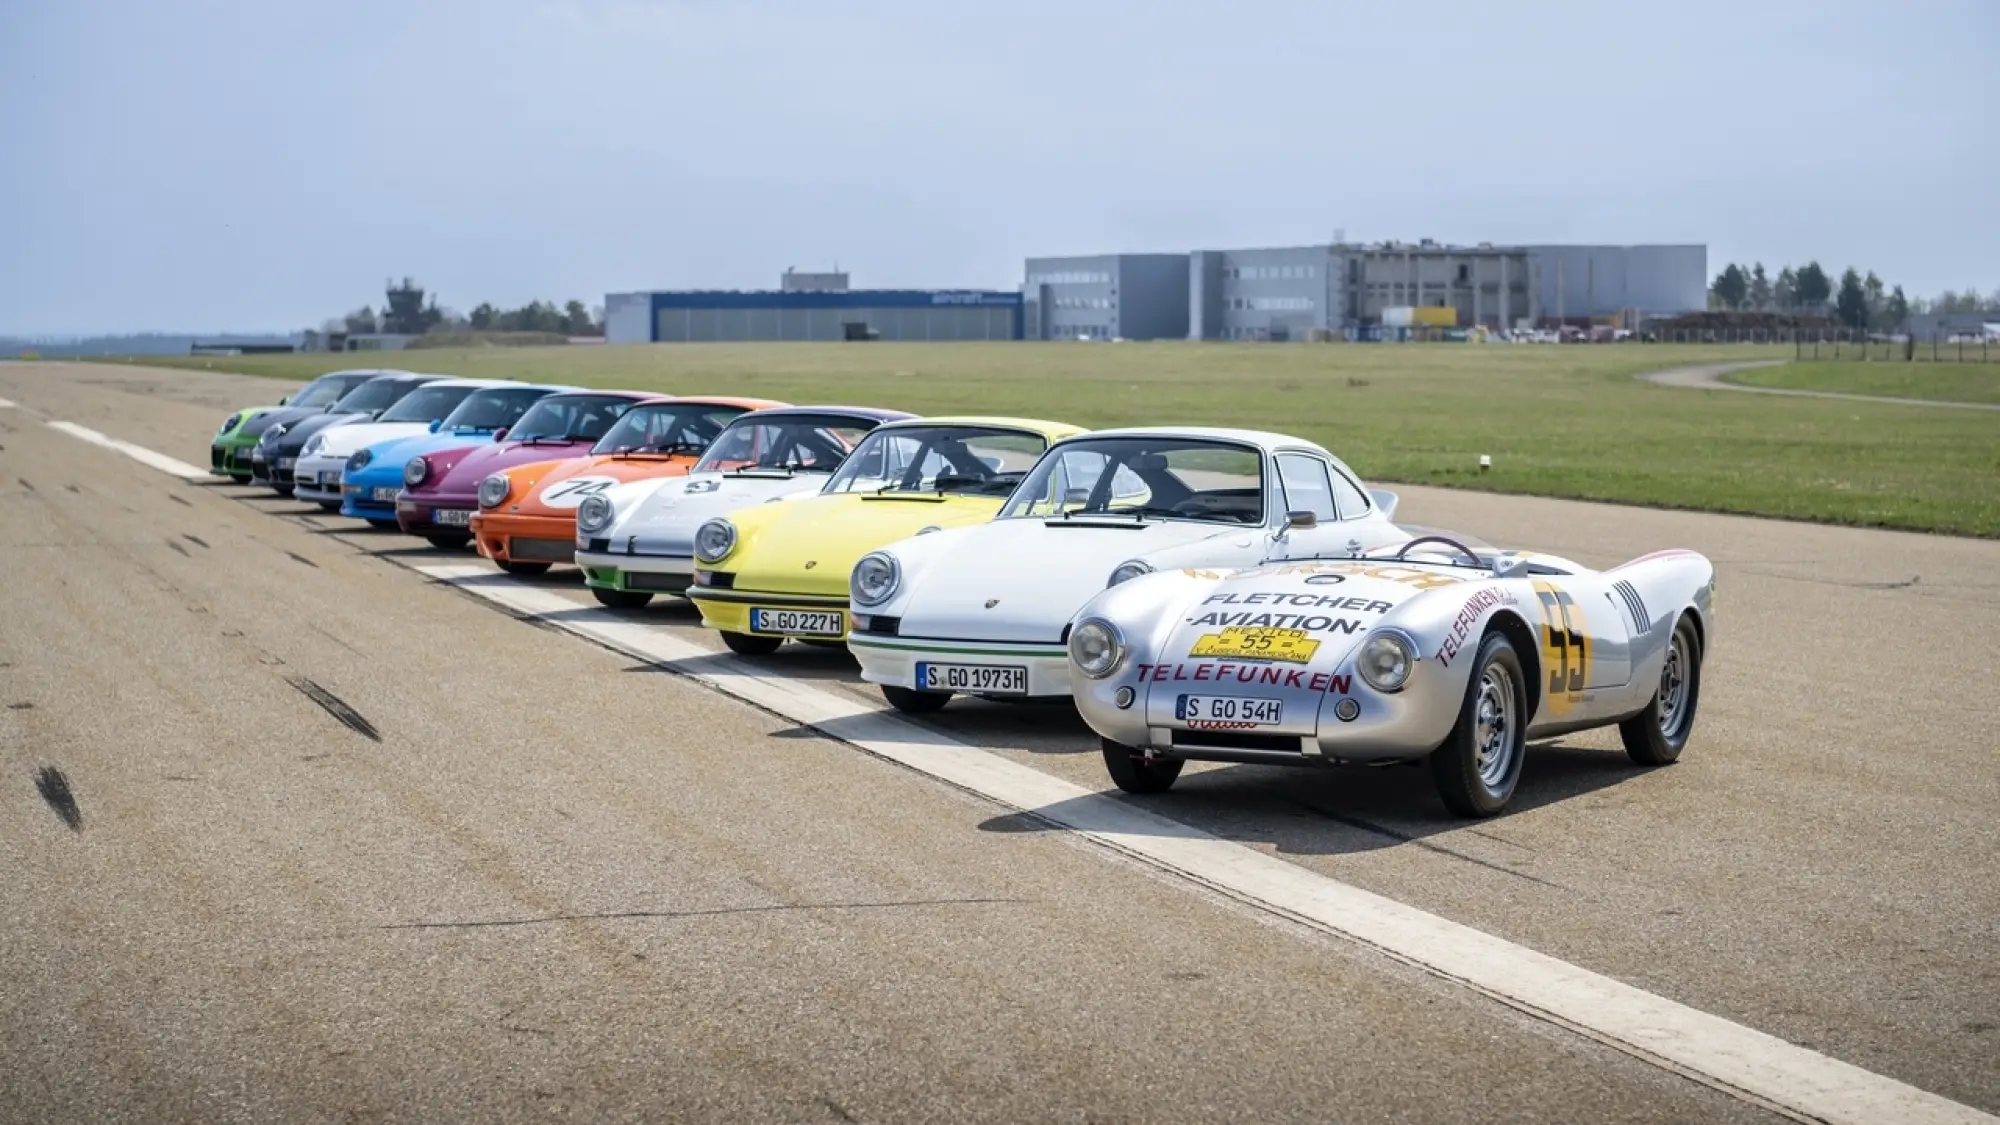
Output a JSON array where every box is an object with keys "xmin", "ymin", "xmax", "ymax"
[
  {"xmin": 1022, "ymin": 241, "xmax": 1707, "ymax": 341},
  {"xmin": 605, "ymin": 271, "xmax": 1022, "ymax": 344}
]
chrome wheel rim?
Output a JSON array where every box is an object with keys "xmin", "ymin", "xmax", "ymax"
[
  {"xmin": 1473, "ymin": 662, "xmax": 1518, "ymax": 791},
  {"xmin": 1658, "ymin": 631, "xmax": 1691, "ymax": 737}
]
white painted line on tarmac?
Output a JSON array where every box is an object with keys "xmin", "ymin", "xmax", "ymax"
[
  {"xmin": 414, "ymin": 560, "xmax": 1995, "ymax": 1125},
  {"xmin": 0, "ymin": 397, "xmax": 17, "ymax": 408},
  {"xmin": 38, "ymin": 423, "xmax": 1998, "ymax": 1125},
  {"xmin": 45, "ymin": 420, "xmax": 209, "ymax": 479}
]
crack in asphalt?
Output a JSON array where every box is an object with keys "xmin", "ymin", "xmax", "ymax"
[
  {"xmin": 34, "ymin": 766, "xmax": 83, "ymax": 832},
  {"xmin": 1287, "ymin": 799, "xmax": 1570, "ymax": 890},
  {"xmin": 283, "ymin": 676, "xmax": 382, "ymax": 742},
  {"xmin": 379, "ymin": 896, "xmax": 1025, "ymax": 931}
]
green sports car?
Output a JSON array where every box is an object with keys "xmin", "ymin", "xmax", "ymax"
[{"xmin": 209, "ymin": 368, "xmax": 406, "ymax": 481}]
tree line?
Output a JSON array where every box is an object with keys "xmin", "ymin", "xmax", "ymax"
[
  {"xmin": 1708, "ymin": 262, "xmax": 1999, "ymax": 332},
  {"xmin": 320, "ymin": 278, "xmax": 604, "ymax": 338}
]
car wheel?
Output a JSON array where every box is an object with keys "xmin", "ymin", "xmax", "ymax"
[
  {"xmin": 592, "ymin": 587, "xmax": 654, "ymax": 610},
  {"xmin": 424, "ymin": 533, "xmax": 471, "ymax": 550},
  {"xmin": 1619, "ymin": 613, "xmax": 1702, "ymax": 766},
  {"xmin": 317, "ymin": 501, "xmax": 341, "ymax": 512},
  {"xmin": 882, "ymin": 685, "xmax": 949, "ymax": 714},
  {"xmin": 273, "ymin": 485, "xmax": 295, "ymax": 498},
  {"xmin": 1429, "ymin": 631, "xmax": 1528, "ymax": 818},
  {"xmin": 719, "ymin": 631, "xmax": 783, "ymax": 656},
  {"xmin": 1101, "ymin": 739, "xmax": 1184, "ymax": 794},
  {"xmin": 499, "ymin": 561, "xmax": 551, "ymax": 577}
]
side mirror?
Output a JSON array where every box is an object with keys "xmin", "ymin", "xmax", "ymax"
[
  {"xmin": 491, "ymin": 427, "xmax": 508, "ymax": 442},
  {"xmin": 428, "ymin": 419, "xmax": 442, "ymax": 433},
  {"xmin": 278, "ymin": 396, "xmax": 289, "ymax": 405},
  {"xmin": 1286, "ymin": 510, "xmax": 1318, "ymax": 530}
]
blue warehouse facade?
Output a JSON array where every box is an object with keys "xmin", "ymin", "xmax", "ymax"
[{"xmin": 604, "ymin": 288, "xmax": 1022, "ymax": 344}]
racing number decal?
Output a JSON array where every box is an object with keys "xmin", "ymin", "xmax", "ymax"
[
  {"xmin": 1532, "ymin": 580, "xmax": 1588, "ymax": 716},
  {"xmin": 541, "ymin": 478, "xmax": 615, "ymax": 508}
]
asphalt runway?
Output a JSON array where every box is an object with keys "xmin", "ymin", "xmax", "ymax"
[{"xmin": 2, "ymin": 362, "xmax": 1995, "ymax": 1123}]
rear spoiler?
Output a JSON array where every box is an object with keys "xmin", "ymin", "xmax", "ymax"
[{"xmin": 1368, "ymin": 489, "xmax": 1399, "ymax": 520}]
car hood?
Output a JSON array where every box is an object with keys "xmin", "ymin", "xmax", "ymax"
[
  {"xmin": 502, "ymin": 453, "xmax": 702, "ymax": 519},
  {"xmin": 887, "ymin": 518, "xmax": 1264, "ymax": 643},
  {"xmin": 347, "ymin": 431, "xmax": 501, "ymax": 484},
  {"xmin": 415, "ymin": 438, "xmax": 596, "ymax": 500},
  {"xmin": 309, "ymin": 421, "xmax": 439, "ymax": 460},
  {"xmin": 239, "ymin": 404, "xmax": 323, "ymax": 438},
  {"xmin": 609, "ymin": 470, "xmax": 832, "ymax": 554},
  {"xmin": 717, "ymin": 492, "xmax": 1005, "ymax": 598},
  {"xmin": 268, "ymin": 412, "xmax": 364, "ymax": 455}
]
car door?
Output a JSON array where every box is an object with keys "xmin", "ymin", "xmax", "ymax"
[
  {"xmin": 1270, "ymin": 453, "xmax": 1385, "ymax": 559},
  {"xmin": 1523, "ymin": 572, "xmax": 1634, "ymax": 723}
]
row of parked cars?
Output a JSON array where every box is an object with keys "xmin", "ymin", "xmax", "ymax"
[{"xmin": 212, "ymin": 368, "xmax": 1716, "ymax": 817}]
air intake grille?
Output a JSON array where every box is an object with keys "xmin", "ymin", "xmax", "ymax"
[{"xmin": 1613, "ymin": 580, "xmax": 1649, "ymax": 631}]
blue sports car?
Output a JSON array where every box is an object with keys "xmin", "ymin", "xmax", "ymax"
[{"xmin": 338, "ymin": 381, "xmax": 579, "ymax": 526}]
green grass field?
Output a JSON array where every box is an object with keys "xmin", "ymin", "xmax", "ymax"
[
  {"xmin": 117, "ymin": 342, "xmax": 2000, "ymax": 536},
  {"xmin": 1724, "ymin": 360, "xmax": 2000, "ymax": 405}
]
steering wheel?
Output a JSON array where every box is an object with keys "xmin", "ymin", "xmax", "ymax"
[{"xmin": 1393, "ymin": 534, "xmax": 1485, "ymax": 569}]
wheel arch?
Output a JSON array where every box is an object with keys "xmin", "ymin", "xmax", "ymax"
[{"xmin": 1482, "ymin": 609, "xmax": 1543, "ymax": 717}]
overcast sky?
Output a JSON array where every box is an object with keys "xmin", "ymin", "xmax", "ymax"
[{"xmin": 2, "ymin": 0, "xmax": 1994, "ymax": 335}]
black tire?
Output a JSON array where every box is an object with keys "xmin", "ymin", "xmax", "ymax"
[
  {"xmin": 317, "ymin": 501, "xmax": 341, "ymax": 512},
  {"xmin": 719, "ymin": 631, "xmax": 783, "ymax": 656},
  {"xmin": 499, "ymin": 560, "xmax": 551, "ymax": 577},
  {"xmin": 1429, "ymin": 631, "xmax": 1529, "ymax": 818},
  {"xmin": 1101, "ymin": 738, "xmax": 1184, "ymax": 795},
  {"xmin": 882, "ymin": 685, "xmax": 950, "ymax": 714},
  {"xmin": 272, "ymin": 485, "xmax": 295, "ymax": 498},
  {"xmin": 592, "ymin": 587, "xmax": 654, "ymax": 610},
  {"xmin": 1619, "ymin": 613, "xmax": 1702, "ymax": 766},
  {"xmin": 425, "ymin": 532, "xmax": 472, "ymax": 550},
  {"xmin": 366, "ymin": 518, "xmax": 399, "ymax": 530}
]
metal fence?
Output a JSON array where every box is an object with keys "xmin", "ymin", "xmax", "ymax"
[{"xmin": 1792, "ymin": 334, "xmax": 1996, "ymax": 363}]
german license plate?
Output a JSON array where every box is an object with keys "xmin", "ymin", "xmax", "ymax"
[
  {"xmin": 431, "ymin": 508, "xmax": 471, "ymax": 527},
  {"xmin": 1176, "ymin": 695, "xmax": 1284, "ymax": 728},
  {"xmin": 252, "ymin": 451, "xmax": 267, "ymax": 464},
  {"xmin": 748, "ymin": 608, "xmax": 844, "ymax": 636},
  {"xmin": 917, "ymin": 662, "xmax": 1027, "ymax": 694},
  {"xmin": 371, "ymin": 486, "xmax": 401, "ymax": 503},
  {"xmin": 276, "ymin": 457, "xmax": 295, "ymax": 470}
]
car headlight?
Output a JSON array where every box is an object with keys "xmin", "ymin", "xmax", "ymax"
[
  {"xmin": 345, "ymin": 449, "xmax": 372, "ymax": 473},
  {"xmin": 576, "ymin": 494, "xmax": 614, "ymax": 534},
  {"xmin": 478, "ymin": 474, "xmax": 511, "ymax": 509},
  {"xmin": 849, "ymin": 552, "xmax": 899, "ymax": 607},
  {"xmin": 694, "ymin": 518, "xmax": 737, "ymax": 563},
  {"xmin": 1107, "ymin": 560, "xmax": 1153, "ymax": 587},
  {"xmin": 303, "ymin": 434, "xmax": 324, "ymax": 456},
  {"xmin": 1068, "ymin": 618, "xmax": 1126, "ymax": 679},
  {"xmin": 1357, "ymin": 630, "xmax": 1416, "ymax": 693},
  {"xmin": 403, "ymin": 457, "xmax": 428, "ymax": 487}
]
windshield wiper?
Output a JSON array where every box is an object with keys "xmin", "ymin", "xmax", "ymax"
[{"xmin": 1068, "ymin": 505, "xmax": 1185, "ymax": 522}]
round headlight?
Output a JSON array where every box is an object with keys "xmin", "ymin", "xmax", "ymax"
[
  {"xmin": 576, "ymin": 494, "xmax": 614, "ymax": 534},
  {"xmin": 1357, "ymin": 630, "xmax": 1416, "ymax": 693},
  {"xmin": 345, "ymin": 449, "xmax": 372, "ymax": 473},
  {"xmin": 219, "ymin": 414, "xmax": 238, "ymax": 435},
  {"xmin": 1068, "ymin": 618, "xmax": 1126, "ymax": 679},
  {"xmin": 1107, "ymin": 560, "xmax": 1153, "ymax": 587},
  {"xmin": 403, "ymin": 457, "xmax": 428, "ymax": 487},
  {"xmin": 694, "ymin": 518, "xmax": 737, "ymax": 564},
  {"xmin": 477, "ymin": 474, "xmax": 511, "ymax": 509},
  {"xmin": 850, "ymin": 552, "xmax": 900, "ymax": 607},
  {"xmin": 302, "ymin": 434, "xmax": 324, "ymax": 456}
]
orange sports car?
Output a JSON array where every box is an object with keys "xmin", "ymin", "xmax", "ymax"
[{"xmin": 470, "ymin": 394, "xmax": 787, "ymax": 574}]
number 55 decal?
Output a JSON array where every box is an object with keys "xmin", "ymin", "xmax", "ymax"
[{"xmin": 1532, "ymin": 580, "xmax": 1588, "ymax": 716}]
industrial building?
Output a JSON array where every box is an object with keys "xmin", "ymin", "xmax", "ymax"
[
  {"xmin": 604, "ymin": 272, "xmax": 1022, "ymax": 344},
  {"xmin": 1022, "ymin": 241, "xmax": 1707, "ymax": 342}
]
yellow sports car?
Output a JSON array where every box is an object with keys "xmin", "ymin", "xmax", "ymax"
[{"xmin": 686, "ymin": 416, "xmax": 1083, "ymax": 655}]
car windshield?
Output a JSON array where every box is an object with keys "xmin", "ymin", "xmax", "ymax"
[
  {"xmin": 822, "ymin": 425, "xmax": 1048, "ymax": 496},
  {"xmin": 292, "ymin": 371, "xmax": 377, "ymax": 408},
  {"xmin": 693, "ymin": 414, "xmax": 878, "ymax": 474},
  {"xmin": 329, "ymin": 377, "xmax": 424, "ymax": 415},
  {"xmin": 508, "ymin": 394, "xmax": 636, "ymax": 442},
  {"xmin": 590, "ymin": 403, "xmax": 748, "ymax": 455},
  {"xmin": 438, "ymin": 386, "xmax": 554, "ymax": 431},
  {"xmin": 1000, "ymin": 437, "xmax": 1266, "ymax": 524},
  {"xmin": 378, "ymin": 384, "xmax": 479, "ymax": 423}
]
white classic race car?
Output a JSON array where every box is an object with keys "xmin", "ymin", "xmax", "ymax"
[
  {"xmin": 846, "ymin": 427, "xmax": 1414, "ymax": 714},
  {"xmin": 572, "ymin": 406, "xmax": 913, "ymax": 607},
  {"xmin": 1062, "ymin": 536, "xmax": 1715, "ymax": 817}
]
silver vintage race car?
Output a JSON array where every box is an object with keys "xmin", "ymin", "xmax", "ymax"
[{"xmin": 1063, "ymin": 534, "xmax": 1715, "ymax": 817}]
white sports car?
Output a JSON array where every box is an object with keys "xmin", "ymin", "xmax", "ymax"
[
  {"xmin": 572, "ymin": 406, "xmax": 913, "ymax": 607},
  {"xmin": 1063, "ymin": 536, "xmax": 1715, "ymax": 817},
  {"xmin": 846, "ymin": 426, "xmax": 1413, "ymax": 713}
]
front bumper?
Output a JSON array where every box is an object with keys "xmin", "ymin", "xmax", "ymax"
[
  {"xmin": 340, "ymin": 473, "xmax": 404, "ymax": 519},
  {"xmin": 210, "ymin": 438, "xmax": 257, "ymax": 478},
  {"xmin": 687, "ymin": 585, "xmax": 852, "ymax": 640},
  {"xmin": 849, "ymin": 632, "xmax": 1073, "ymax": 698},
  {"xmin": 576, "ymin": 548, "xmax": 695, "ymax": 595},
  {"xmin": 471, "ymin": 512, "xmax": 578, "ymax": 566},
  {"xmin": 291, "ymin": 453, "xmax": 347, "ymax": 502},
  {"xmin": 396, "ymin": 492, "xmax": 477, "ymax": 534},
  {"xmin": 248, "ymin": 450, "xmax": 301, "ymax": 488}
]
